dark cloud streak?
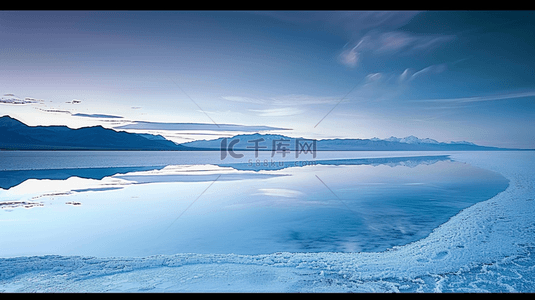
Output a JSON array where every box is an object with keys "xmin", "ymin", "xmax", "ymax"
[{"xmin": 115, "ymin": 121, "xmax": 290, "ymax": 132}]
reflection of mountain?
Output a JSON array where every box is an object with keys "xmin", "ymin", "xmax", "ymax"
[
  {"xmin": 0, "ymin": 166, "xmax": 166, "ymax": 190},
  {"xmin": 217, "ymin": 155, "xmax": 452, "ymax": 171},
  {"xmin": 0, "ymin": 165, "xmax": 290, "ymax": 210},
  {"xmin": 0, "ymin": 156, "xmax": 452, "ymax": 190},
  {"xmin": 0, "ymin": 165, "xmax": 287, "ymax": 191}
]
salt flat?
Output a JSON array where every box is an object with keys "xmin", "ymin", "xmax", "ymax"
[{"xmin": 1, "ymin": 151, "xmax": 534, "ymax": 293}]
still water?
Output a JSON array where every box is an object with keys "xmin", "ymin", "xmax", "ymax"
[{"xmin": 0, "ymin": 151, "xmax": 509, "ymax": 257}]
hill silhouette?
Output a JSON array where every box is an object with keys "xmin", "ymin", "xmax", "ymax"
[{"xmin": 0, "ymin": 116, "xmax": 188, "ymax": 151}]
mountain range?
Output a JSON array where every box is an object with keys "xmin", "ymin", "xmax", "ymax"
[
  {"xmin": 0, "ymin": 115, "xmax": 188, "ymax": 150},
  {"xmin": 0, "ymin": 115, "xmax": 523, "ymax": 151},
  {"xmin": 180, "ymin": 133, "xmax": 511, "ymax": 151}
]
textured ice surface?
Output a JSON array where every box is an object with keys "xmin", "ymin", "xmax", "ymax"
[{"xmin": 1, "ymin": 151, "xmax": 534, "ymax": 293}]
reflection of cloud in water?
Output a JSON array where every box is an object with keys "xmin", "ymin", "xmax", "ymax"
[
  {"xmin": 0, "ymin": 152, "xmax": 512, "ymax": 257},
  {"xmin": 115, "ymin": 173, "xmax": 283, "ymax": 184},
  {"xmin": 0, "ymin": 165, "xmax": 277, "ymax": 190},
  {"xmin": 0, "ymin": 165, "xmax": 288, "ymax": 209},
  {"xmin": 0, "ymin": 166, "xmax": 167, "ymax": 190},
  {"xmin": 98, "ymin": 164, "xmax": 288, "ymax": 184},
  {"xmin": 0, "ymin": 200, "xmax": 44, "ymax": 210},
  {"xmin": 0, "ymin": 156, "xmax": 449, "ymax": 212},
  {"xmin": 71, "ymin": 187, "xmax": 125, "ymax": 193},
  {"xmin": 256, "ymin": 188, "xmax": 304, "ymax": 198},
  {"xmin": 218, "ymin": 155, "xmax": 451, "ymax": 171},
  {"xmin": 0, "ymin": 177, "xmax": 131, "ymax": 208}
]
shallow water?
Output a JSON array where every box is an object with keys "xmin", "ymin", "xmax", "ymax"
[{"xmin": 0, "ymin": 151, "xmax": 509, "ymax": 257}]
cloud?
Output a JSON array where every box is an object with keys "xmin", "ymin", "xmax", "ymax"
[
  {"xmin": 260, "ymin": 11, "xmax": 419, "ymax": 36},
  {"xmin": 224, "ymin": 65, "xmax": 447, "ymax": 119},
  {"xmin": 220, "ymin": 96, "xmax": 267, "ymax": 104},
  {"xmin": 339, "ymin": 46, "xmax": 360, "ymax": 68},
  {"xmin": 222, "ymin": 94, "xmax": 341, "ymax": 106},
  {"xmin": 365, "ymin": 72, "xmax": 383, "ymax": 83},
  {"xmin": 399, "ymin": 64, "xmax": 448, "ymax": 83},
  {"xmin": 1, "ymin": 94, "xmax": 42, "ymax": 105},
  {"xmin": 38, "ymin": 108, "xmax": 71, "ymax": 114},
  {"xmin": 65, "ymin": 99, "xmax": 82, "ymax": 104},
  {"xmin": 410, "ymin": 64, "xmax": 447, "ymax": 79},
  {"xmin": 72, "ymin": 113, "xmax": 124, "ymax": 119},
  {"xmin": 336, "ymin": 11, "xmax": 420, "ymax": 33},
  {"xmin": 413, "ymin": 90, "xmax": 535, "ymax": 103},
  {"xmin": 370, "ymin": 32, "xmax": 454, "ymax": 54},
  {"xmin": 250, "ymin": 107, "xmax": 304, "ymax": 117},
  {"xmin": 114, "ymin": 121, "xmax": 290, "ymax": 132},
  {"xmin": 39, "ymin": 108, "xmax": 124, "ymax": 119},
  {"xmin": 272, "ymin": 94, "xmax": 342, "ymax": 105},
  {"xmin": 255, "ymin": 12, "xmax": 435, "ymax": 69},
  {"xmin": 374, "ymin": 31, "xmax": 416, "ymax": 52},
  {"xmin": 399, "ymin": 68, "xmax": 412, "ymax": 83},
  {"xmin": 37, "ymin": 108, "xmax": 124, "ymax": 119},
  {"xmin": 339, "ymin": 31, "xmax": 455, "ymax": 67}
]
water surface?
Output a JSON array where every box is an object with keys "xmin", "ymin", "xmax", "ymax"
[{"xmin": 0, "ymin": 151, "xmax": 509, "ymax": 257}]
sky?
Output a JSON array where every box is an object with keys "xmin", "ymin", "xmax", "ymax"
[{"xmin": 1, "ymin": 11, "xmax": 534, "ymax": 148}]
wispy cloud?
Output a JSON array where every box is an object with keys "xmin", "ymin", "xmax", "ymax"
[
  {"xmin": 365, "ymin": 72, "xmax": 383, "ymax": 83},
  {"xmin": 37, "ymin": 108, "xmax": 124, "ymax": 119},
  {"xmin": 65, "ymin": 99, "xmax": 82, "ymax": 104},
  {"xmin": 413, "ymin": 90, "xmax": 535, "ymax": 103},
  {"xmin": 260, "ymin": 11, "xmax": 451, "ymax": 69},
  {"xmin": 38, "ymin": 108, "xmax": 71, "ymax": 114},
  {"xmin": 114, "ymin": 121, "xmax": 290, "ymax": 132},
  {"xmin": 220, "ymin": 96, "xmax": 267, "ymax": 104},
  {"xmin": 410, "ymin": 64, "xmax": 447, "ymax": 79},
  {"xmin": 222, "ymin": 95, "xmax": 344, "ymax": 118},
  {"xmin": 1, "ymin": 94, "xmax": 84, "ymax": 106},
  {"xmin": 222, "ymin": 94, "xmax": 341, "ymax": 106},
  {"xmin": 1, "ymin": 94, "xmax": 42, "ymax": 105},
  {"xmin": 398, "ymin": 64, "xmax": 448, "ymax": 83},
  {"xmin": 260, "ymin": 11, "xmax": 419, "ymax": 37},
  {"xmin": 72, "ymin": 113, "xmax": 123, "ymax": 119},
  {"xmin": 340, "ymin": 32, "xmax": 455, "ymax": 68},
  {"xmin": 250, "ymin": 107, "xmax": 304, "ymax": 117},
  {"xmin": 312, "ymin": 62, "xmax": 454, "ymax": 128},
  {"xmin": 339, "ymin": 43, "xmax": 361, "ymax": 68}
]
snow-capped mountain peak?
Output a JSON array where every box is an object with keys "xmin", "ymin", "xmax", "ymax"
[
  {"xmin": 400, "ymin": 135, "xmax": 420, "ymax": 144},
  {"xmin": 378, "ymin": 136, "xmax": 439, "ymax": 144}
]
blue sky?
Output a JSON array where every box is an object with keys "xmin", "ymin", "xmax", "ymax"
[{"xmin": 1, "ymin": 11, "xmax": 534, "ymax": 148}]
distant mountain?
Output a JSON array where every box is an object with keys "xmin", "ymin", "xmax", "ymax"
[
  {"xmin": 375, "ymin": 135, "xmax": 476, "ymax": 146},
  {"xmin": 0, "ymin": 116, "xmax": 189, "ymax": 150},
  {"xmin": 180, "ymin": 133, "xmax": 514, "ymax": 151},
  {"xmin": 0, "ymin": 116, "xmax": 522, "ymax": 151}
]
